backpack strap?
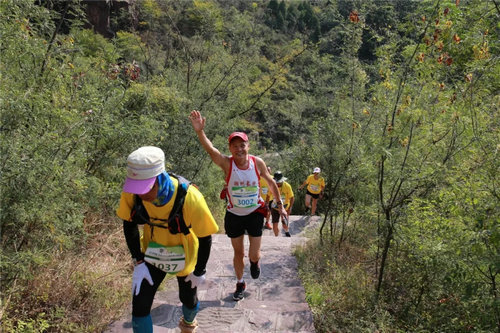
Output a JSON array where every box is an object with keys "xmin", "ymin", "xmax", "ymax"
[
  {"xmin": 130, "ymin": 195, "xmax": 150, "ymax": 225},
  {"xmin": 130, "ymin": 173, "xmax": 191, "ymax": 235},
  {"xmin": 166, "ymin": 173, "xmax": 191, "ymax": 235}
]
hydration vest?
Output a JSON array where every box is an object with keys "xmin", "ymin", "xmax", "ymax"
[{"xmin": 130, "ymin": 173, "xmax": 191, "ymax": 235}]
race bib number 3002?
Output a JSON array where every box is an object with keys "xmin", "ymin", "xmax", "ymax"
[
  {"xmin": 145, "ymin": 242, "xmax": 185, "ymax": 274},
  {"xmin": 231, "ymin": 186, "xmax": 258, "ymax": 208}
]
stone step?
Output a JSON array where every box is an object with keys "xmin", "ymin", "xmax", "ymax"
[
  {"xmin": 105, "ymin": 216, "xmax": 320, "ymax": 332},
  {"xmin": 155, "ymin": 279, "xmax": 309, "ymax": 307}
]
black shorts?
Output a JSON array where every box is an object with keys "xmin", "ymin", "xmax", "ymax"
[
  {"xmin": 306, "ymin": 190, "xmax": 320, "ymax": 199},
  {"xmin": 224, "ymin": 210, "xmax": 264, "ymax": 238},
  {"xmin": 269, "ymin": 202, "xmax": 288, "ymax": 224}
]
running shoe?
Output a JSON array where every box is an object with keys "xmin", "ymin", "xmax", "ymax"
[
  {"xmin": 250, "ymin": 260, "xmax": 260, "ymax": 279},
  {"xmin": 285, "ymin": 231, "xmax": 291, "ymax": 237},
  {"xmin": 233, "ymin": 281, "xmax": 246, "ymax": 301},
  {"xmin": 264, "ymin": 222, "xmax": 272, "ymax": 230},
  {"xmin": 178, "ymin": 317, "xmax": 198, "ymax": 333}
]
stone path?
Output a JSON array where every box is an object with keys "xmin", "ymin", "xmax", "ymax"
[{"xmin": 106, "ymin": 215, "xmax": 320, "ymax": 333}]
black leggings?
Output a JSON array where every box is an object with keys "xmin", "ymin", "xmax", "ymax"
[{"xmin": 132, "ymin": 262, "xmax": 198, "ymax": 317}]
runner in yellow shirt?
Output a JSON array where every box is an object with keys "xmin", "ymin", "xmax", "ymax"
[
  {"xmin": 267, "ymin": 171, "xmax": 294, "ymax": 237},
  {"xmin": 298, "ymin": 167, "xmax": 325, "ymax": 216},
  {"xmin": 259, "ymin": 166, "xmax": 272, "ymax": 230},
  {"xmin": 116, "ymin": 146, "xmax": 219, "ymax": 332}
]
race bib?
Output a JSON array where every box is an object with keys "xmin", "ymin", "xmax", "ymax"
[
  {"xmin": 262, "ymin": 187, "xmax": 269, "ymax": 195},
  {"xmin": 144, "ymin": 242, "xmax": 185, "ymax": 274},
  {"xmin": 310, "ymin": 184, "xmax": 320, "ymax": 192},
  {"xmin": 231, "ymin": 186, "xmax": 259, "ymax": 208}
]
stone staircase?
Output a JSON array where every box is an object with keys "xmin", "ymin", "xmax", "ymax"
[{"xmin": 106, "ymin": 215, "xmax": 320, "ymax": 333}]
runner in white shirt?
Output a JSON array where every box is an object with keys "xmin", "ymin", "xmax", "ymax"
[{"xmin": 189, "ymin": 110, "xmax": 287, "ymax": 301}]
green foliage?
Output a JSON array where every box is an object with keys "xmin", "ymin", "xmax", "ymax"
[
  {"xmin": 115, "ymin": 31, "xmax": 147, "ymax": 63},
  {"xmin": 296, "ymin": 236, "xmax": 396, "ymax": 331},
  {"xmin": 177, "ymin": 0, "xmax": 224, "ymax": 38},
  {"xmin": 2, "ymin": 314, "xmax": 50, "ymax": 333},
  {"xmin": 1, "ymin": 0, "xmax": 498, "ymax": 331},
  {"xmin": 2, "ymin": 2, "xmax": 145, "ymax": 328},
  {"xmin": 265, "ymin": 1, "xmax": 320, "ymax": 41},
  {"xmin": 391, "ymin": 189, "xmax": 499, "ymax": 330},
  {"xmin": 72, "ymin": 29, "xmax": 118, "ymax": 62}
]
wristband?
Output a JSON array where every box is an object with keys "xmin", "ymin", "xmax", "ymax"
[{"xmin": 133, "ymin": 258, "xmax": 145, "ymax": 266}]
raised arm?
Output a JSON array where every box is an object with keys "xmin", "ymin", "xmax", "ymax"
[{"xmin": 189, "ymin": 110, "xmax": 230, "ymax": 173}]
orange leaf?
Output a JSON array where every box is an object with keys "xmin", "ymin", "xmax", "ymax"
[
  {"xmin": 349, "ymin": 11, "xmax": 360, "ymax": 23},
  {"xmin": 433, "ymin": 29, "xmax": 441, "ymax": 41}
]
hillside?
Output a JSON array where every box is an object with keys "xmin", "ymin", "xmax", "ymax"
[{"xmin": 1, "ymin": 1, "xmax": 498, "ymax": 332}]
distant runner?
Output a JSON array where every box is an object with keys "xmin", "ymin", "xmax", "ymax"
[
  {"xmin": 298, "ymin": 167, "xmax": 325, "ymax": 216},
  {"xmin": 189, "ymin": 110, "xmax": 287, "ymax": 301},
  {"xmin": 266, "ymin": 171, "xmax": 294, "ymax": 237}
]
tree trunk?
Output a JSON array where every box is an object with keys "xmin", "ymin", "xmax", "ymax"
[{"xmin": 376, "ymin": 215, "xmax": 393, "ymax": 295}]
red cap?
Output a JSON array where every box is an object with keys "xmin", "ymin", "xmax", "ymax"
[{"xmin": 228, "ymin": 132, "xmax": 248, "ymax": 143}]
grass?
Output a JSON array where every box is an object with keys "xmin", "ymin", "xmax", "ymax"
[
  {"xmin": 294, "ymin": 228, "xmax": 399, "ymax": 333},
  {"xmin": 1, "ymin": 212, "xmax": 131, "ymax": 333}
]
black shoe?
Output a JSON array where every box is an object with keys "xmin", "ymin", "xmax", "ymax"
[
  {"xmin": 233, "ymin": 281, "xmax": 246, "ymax": 301},
  {"xmin": 304, "ymin": 206, "xmax": 310, "ymax": 214},
  {"xmin": 285, "ymin": 232, "xmax": 291, "ymax": 237},
  {"xmin": 250, "ymin": 260, "xmax": 260, "ymax": 279}
]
